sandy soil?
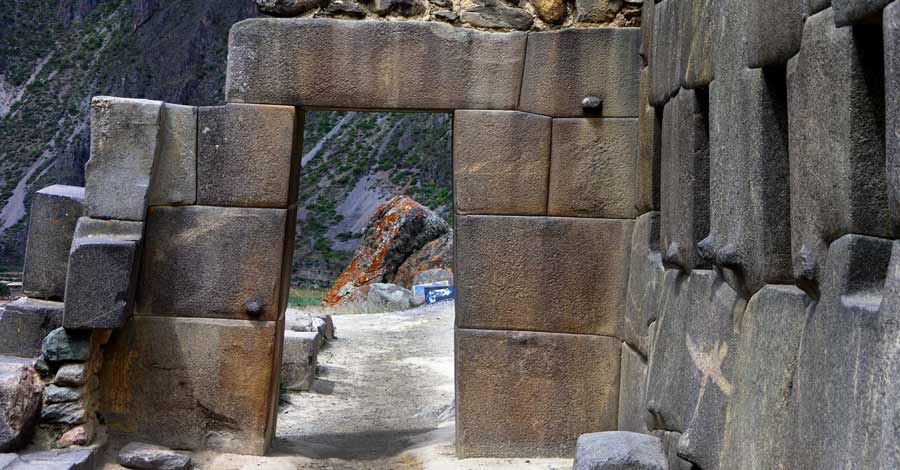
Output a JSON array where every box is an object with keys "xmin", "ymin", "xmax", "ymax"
[{"xmin": 101, "ymin": 302, "xmax": 572, "ymax": 470}]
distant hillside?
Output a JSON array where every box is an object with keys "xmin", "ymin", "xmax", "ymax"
[
  {"xmin": 0, "ymin": 1, "xmax": 452, "ymax": 286},
  {"xmin": 295, "ymin": 111, "xmax": 452, "ymax": 287},
  {"xmin": 0, "ymin": 0, "xmax": 257, "ymax": 271}
]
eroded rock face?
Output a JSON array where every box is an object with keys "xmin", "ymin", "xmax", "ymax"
[
  {"xmin": 0, "ymin": 357, "xmax": 42, "ymax": 452},
  {"xmin": 324, "ymin": 196, "xmax": 449, "ymax": 306},
  {"xmin": 393, "ymin": 232, "xmax": 453, "ymax": 290}
]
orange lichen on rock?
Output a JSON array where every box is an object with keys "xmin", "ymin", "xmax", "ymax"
[
  {"xmin": 324, "ymin": 196, "xmax": 450, "ymax": 306},
  {"xmin": 394, "ymin": 231, "xmax": 454, "ymax": 290}
]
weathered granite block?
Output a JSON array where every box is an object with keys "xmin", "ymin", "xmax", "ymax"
[
  {"xmin": 886, "ymin": 3, "xmax": 900, "ymax": 235},
  {"xmin": 22, "ymin": 185, "xmax": 84, "ymax": 300},
  {"xmin": 618, "ymin": 343, "xmax": 649, "ymax": 434},
  {"xmin": 281, "ymin": 331, "xmax": 319, "ymax": 391},
  {"xmin": 660, "ymin": 88, "xmax": 710, "ymax": 272},
  {"xmin": 0, "ymin": 298, "xmax": 63, "ymax": 358},
  {"xmin": 792, "ymin": 234, "xmax": 893, "ymax": 470},
  {"xmin": 639, "ymin": 0, "xmax": 654, "ymax": 67},
  {"xmin": 453, "ymin": 110, "xmax": 551, "ymax": 216},
  {"xmin": 63, "ymin": 237, "xmax": 139, "ymax": 329},
  {"xmin": 649, "ymin": 0, "xmax": 675, "ymax": 106},
  {"xmin": 705, "ymin": 66, "xmax": 792, "ymax": 295},
  {"xmin": 86, "ymin": 96, "xmax": 162, "ymax": 221},
  {"xmin": 198, "ymin": 103, "xmax": 297, "ymax": 208},
  {"xmin": 519, "ymin": 28, "xmax": 641, "ymax": 118},
  {"xmin": 226, "ymin": 18, "xmax": 526, "ymax": 110},
  {"xmin": 573, "ymin": 432, "xmax": 666, "ymax": 470},
  {"xmin": 645, "ymin": 269, "xmax": 744, "ymax": 469},
  {"xmin": 73, "ymin": 217, "xmax": 143, "ymax": 241},
  {"xmin": 456, "ymin": 215, "xmax": 632, "ymax": 336},
  {"xmin": 787, "ymin": 9, "xmax": 888, "ymax": 285},
  {"xmin": 548, "ymin": 118, "xmax": 638, "ymax": 219},
  {"xmin": 100, "ymin": 316, "xmax": 278, "ymax": 455},
  {"xmin": 682, "ymin": 0, "xmax": 718, "ymax": 88},
  {"xmin": 834, "ymin": 0, "xmax": 893, "ymax": 26},
  {"xmin": 635, "ymin": 68, "xmax": 661, "ymax": 214},
  {"xmin": 623, "ymin": 212, "xmax": 663, "ymax": 356},
  {"xmin": 719, "ymin": 285, "xmax": 811, "ymax": 470},
  {"xmin": 138, "ymin": 206, "xmax": 287, "ymax": 321},
  {"xmin": 456, "ymin": 328, "xmax": 620, "ymax": 458},
  {"xmin": 148, "ymin": 104, "xmax": 197, "ymax": 206},
  {"xmin": 748, "ymin": 0, "xmax": 805, "ymax": 67}
]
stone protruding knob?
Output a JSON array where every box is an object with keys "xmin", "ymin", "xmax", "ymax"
[
  {"xmin": 582, "ymin": 96, "xmax": 603, "ymax": 116},
  {"xmin": 245, "ymin": 299, "xmax": 263, "ymax": 317}
]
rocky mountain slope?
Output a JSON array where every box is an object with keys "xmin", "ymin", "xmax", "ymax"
[{"xmin": 0, "ymin": 0, "xmax": 453, "ymax": 286}]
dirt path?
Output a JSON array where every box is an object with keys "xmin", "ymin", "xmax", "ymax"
[{"xmin": 103, "ymin": 302, "xmax": 572, "ymax": 469}]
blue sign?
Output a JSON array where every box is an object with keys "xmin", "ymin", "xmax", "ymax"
[{"xmin": 424, "ymin": 285, "xmax": 454, "ymax": 304}]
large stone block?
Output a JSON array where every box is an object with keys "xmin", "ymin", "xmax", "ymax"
[
  {"xmin": 281, "ymin": 331, "xmax": 319, "ymax": 391},
  {"xmin": 0, "ymin": 298, "xmax": 63, "ymax": 358},
  {"xmin": 197, "ymin": 104, "xmax": 298, "ymax": 208},
  {"xmin": 548, "ymin": 118, "xmax": 638, "ymax": 219},
  {"xmin": 660, "ymin": 88, "xmax": 710, "ymax": 272},
  {"xmin": 623, "ymin": 212, "xmax": 663, "ymax": 356},
  {"xmin": 834, "ymin": 0, "xmax": 893, "ymax": 26},
  {"xmin": 456, "ymin": 215, "xmax": 632, "ymax": 336},
  {"xmin": 886, "ymin": 3, "xmax": 900, "ymax": 235},
  {"xmin": 635, "ymin": 68, "xmax": 661, "ymax": 214},
  {"xmin": 748, "ymin": 0, "xmax": 804, "ymax": 67},
  {"xmin": 791, "ymin": 234, "xmax": 896, "ymax": 469},
  {"xmin": 704, "ymin": 66, "xmax": 792, "ymax": 295},
  {"xmin": 573, "ymin": 432, "xmax": 666, "ymax": 470},
  {"xmin": 682, "ymin": 0, "xmax": 719, "ymax": 88},
  {"xmin": 138, "ymin": 206, "xmax": 287, "ymax": 321},
  {"xmin": 648, "ymin": 0, "xmax": 674, "ymax": 106},
  {"xmin": 519, "ymin": 28, "xmax": 641, "ymax": 118},
  {"xmin": 718, "ymin": 285, "xmax": 811, "ymax": 470},
  {"xmin": 617, "ymin": 343, "xmax": 649, "ymax": 434},
  {"xmin": 787, "ymin": 9, "xmax": 888, "ymax": 285},
  {"xmin": 453, "ymin": 110, "xmax": 551, "ymax": 216},
  {"xmin": 645, "ymin": 269, "xmax": 744, "ymax": 469},
  {"xmin": 226, "ymin": 18, "xmax": 526, "ymax": 110},
  {"xmin": 63, "ymin": 237, "xmax": 138, "ymax": 329},
  {"xmin": 456, "ymin": 328, "xmax": 621, "ymax": 458},
  {"xmin": 148, "ymin": 104, "xmax": 197, "ymax": 206},
  {"xmin": 23, "ymin": 185, "xmax": 84, "ymax": 300},
  {"xmin": 99, "ymin": 316, "xmax": 278, "ymax": 455},
  {"xmin": 86, "ymin": 96, "xmax": 162, "ymax": 221}
]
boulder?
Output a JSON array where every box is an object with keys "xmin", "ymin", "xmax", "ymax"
[
  {"xmin": 281, "ymin": 331, "xmax": 319, "ymax": 392},
  {"xmin": 364, "ymin": 283, "xmax": 413, "ymax": 313},
  {"xmin": 394, "ymin": 232, "xmax": 453, "ymax": 289},
  {"xmin": 54, "ymin": 364, "xmax": 87, "ymax": 387},
  {"xmin": 0, "ymin": 357, "xmax": 41, "ymax": 452},
  {"xmin": 460, "ymin": 6, "xmax": 534, "ymax": 30},
  {"xmin": 118, "ymin": 442, "xmax": 192, "ymax": 470},
  {"xmin": 41, "ymin": 328, "xmax": 90, "ymax": 363},
  {"xmin": 573, "ymin": 432, "xmax": 667, "ymax": 470},
  {"xmin": 325, "ymin": 196, "xmax": 450, "ymax": 306}
]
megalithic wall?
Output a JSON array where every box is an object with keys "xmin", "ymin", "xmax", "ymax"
[{"xmin": 625, "ymin": 1, "xmax": 900, "ymax": 469}]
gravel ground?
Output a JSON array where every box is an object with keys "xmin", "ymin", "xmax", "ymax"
[{"xmin": 101, "ymin": 301, "xmax": 572, "ymax": 470}]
